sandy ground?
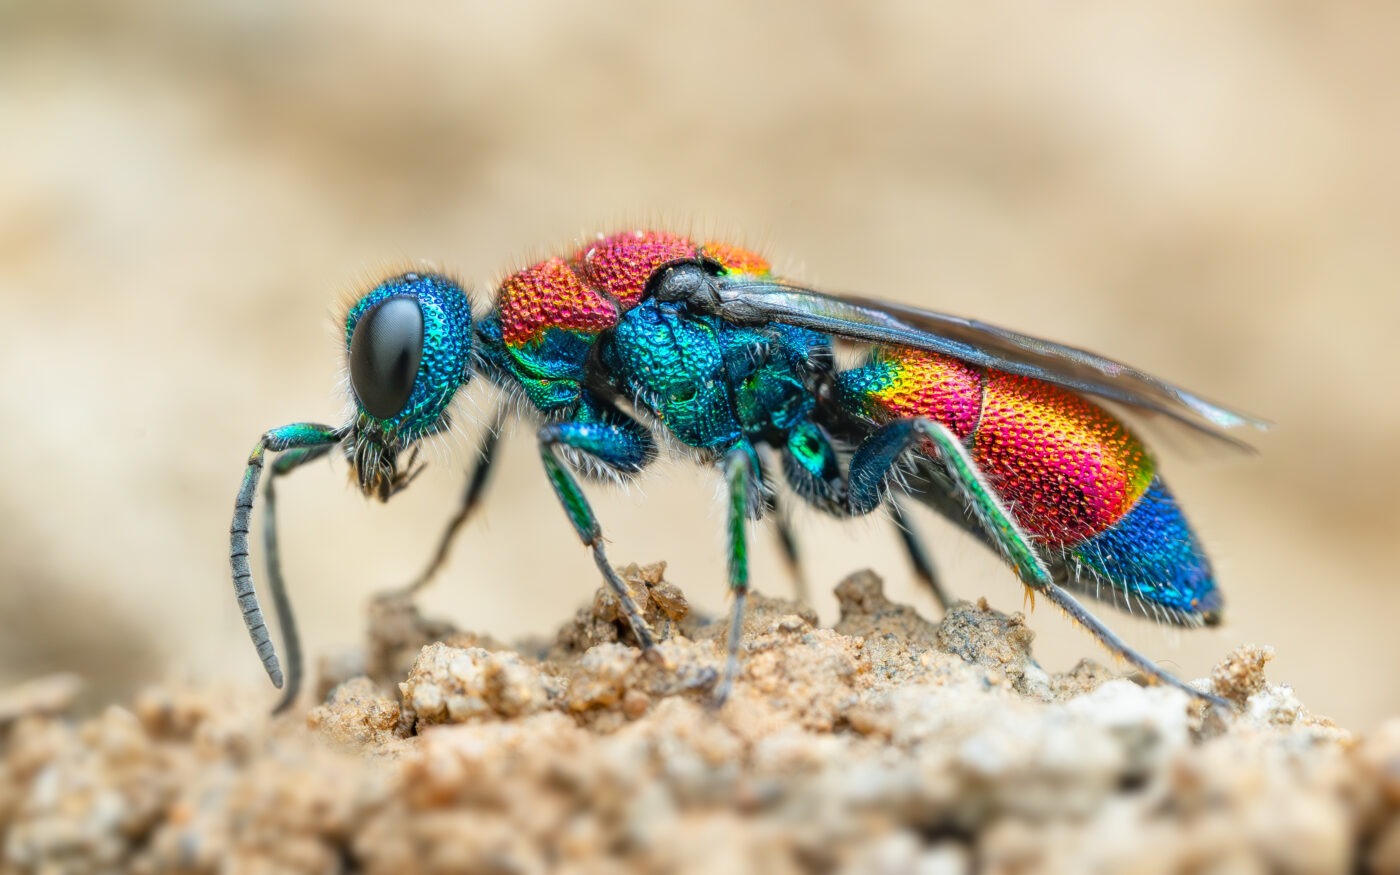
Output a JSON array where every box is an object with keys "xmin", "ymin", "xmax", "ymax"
[
  {"xmin": 1, "ymin": 2, "xmax": 1398, "ymax": 744},
  {"xmin": 6, "ymin": 567, "xmax": 1398, "ymax": 873}
]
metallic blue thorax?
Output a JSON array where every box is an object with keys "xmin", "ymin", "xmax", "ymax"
[
  {"xmin": 475, "ymin": 315, "xmax": 593, "ymax": 413},
  {"xmin": 602, "ymin": 301, "xmax": 830, "ymax": 451}
]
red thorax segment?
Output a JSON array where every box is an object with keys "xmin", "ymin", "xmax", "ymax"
[
  {"xmin": 496, "ymin": 257, "xmax": 618, "ymax": 347},
  {"xmin": 576, "ymin": 231, "xmax": 697, "ymax": 308},
  {"xmin": 495, "ymin": 231, "xmax": 772, "ymax": 348}
]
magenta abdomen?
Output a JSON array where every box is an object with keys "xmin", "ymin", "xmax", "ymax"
[
  {"xmin": 837, "ymin": 347, "xmax": 1155, "ymax": 545},
  {"xmin": 973, "ymin": 371, "xmax": 1155, "ymax": 545}
]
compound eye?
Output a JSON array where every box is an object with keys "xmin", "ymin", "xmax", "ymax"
[{"xmin": 349, "ymin": 295, "xmax": 424, "ymax": 419}]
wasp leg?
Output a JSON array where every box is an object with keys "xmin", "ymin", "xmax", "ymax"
[
  {"xmin": 1036, "ymin": 579, "xmax": 1228, "ymax": 707},
  {"xmin": 401, "ymin": 402, "xmax": 509, "ymax": 595},
  {"xmin": 850, "ymin": 418, "xmax": 1227, "ymax": 708},
  {"xmin": 537, "ymin": 413, "xmax": 659, "ymax": 658},
  {"xmin": 766, "ymin": 492, "xmax": 809, "ymax": 605},
  {"xmin": 889, "ymin": 499, "xmax": 950, "ymax": 611},
  {"xmin": 770, "ymin": 482, "xmax": 938, "ymax": 611},
  {"xmin": 847, "ymin": 418, "xmax": 1050, "ymax": 587},
  {"xmin": 714, "ymin": 444, "xmax": 761, "ymax": 707},
  {"xmin": 229, "ymin": 423, "xmax": 344, "ymax": 713}
]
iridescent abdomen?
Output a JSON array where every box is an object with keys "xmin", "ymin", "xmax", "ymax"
[
  {"xmin": 974, "ymin": 371, "xmax": 1155, "ymax": 545},
  {"xmin": 836, "ymin": 346, "xmax": 1218, "ymax": 617},
  {"xmin": 837, "ymin": 347, "xmax": 1154, "ymax": 542},
  {"xmin": 837, "ymin": 345, "xmax": 983, "ymax": 439}
]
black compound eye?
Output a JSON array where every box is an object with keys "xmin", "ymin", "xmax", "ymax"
[{"xmin": 349, "ymin": 295, "xmax": 424, "ymax": 419}]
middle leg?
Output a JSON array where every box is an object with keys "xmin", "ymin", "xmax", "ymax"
[
  {"xmin": 777, "ymin": 417, "xmax": 950, "ymax": 610},
  {"xmin": 770, "ymin": 489, "xmax": 950, "ymax": 612},
  {"xmin": 715, "ymin": 443, "xmax": 762, "ymax": 706},
  {"xmin": 889, "ymin": 498, "xmax": 951, "ymax": 611},
  {"xmin": 765, "ymin": 491, "xmax": 809, "ymax": 605}
]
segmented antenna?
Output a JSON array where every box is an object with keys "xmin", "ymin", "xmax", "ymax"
[
  {"xmin": 230, "ymin": 443, "xmax": 282, "ymax": 688},
  {"xmin": 229, "ymin": 424, "xmax": 342, "ymax": 713}
]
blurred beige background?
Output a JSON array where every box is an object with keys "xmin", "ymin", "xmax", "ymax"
[{"xmin": 2, "ymin": 2, "xmax": 1396, "ymax": 730}]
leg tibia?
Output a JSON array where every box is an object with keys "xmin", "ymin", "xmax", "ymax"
[
  {"xmin": 402, "ymin": 403, "xmax": 509, "ymax": 595},
  {"xmin": 537, "ymin": 413, "xmax": 658, "ymax": 653},
  {"xmin": 889, "ymin": 499, "xmax": 950, "ymax": 610},
  {"xmin": 847, "ymin": 418, "xmax": 1051, "ymax": 588},
  {"xmin": 714, "ymin": 444, "xmax": 760, "ymax": 706}
]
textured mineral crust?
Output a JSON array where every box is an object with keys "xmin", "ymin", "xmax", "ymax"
[{"xmin": 3, "ymin": 565, "xmax": 1398, "ymax": 874}]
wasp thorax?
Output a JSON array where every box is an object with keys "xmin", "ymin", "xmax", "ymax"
[
  {"xmin": 349, "ymin": 295, "xmax": 424, "ymax": 419},
  {"xmin": 644, "ymin": 260, "xmax": 720, "ymax": 306}
]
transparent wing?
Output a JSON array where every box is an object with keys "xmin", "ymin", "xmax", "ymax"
[{"xmin": 704, "ymin": 278, "xmax": 1269, "ymax": 447}]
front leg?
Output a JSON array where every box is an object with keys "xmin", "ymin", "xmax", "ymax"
[
  {"xmin": 537, "ymin": 408, "xmax": 660, "ymax": 657},
  {"xmin": 401, "ymin": 401, "xmax": 510, "ymax": 595}
]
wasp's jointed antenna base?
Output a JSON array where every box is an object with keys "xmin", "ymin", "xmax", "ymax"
[{"xmin": 263, "ymin": 441, "xmax": 336, "ymax": 714}]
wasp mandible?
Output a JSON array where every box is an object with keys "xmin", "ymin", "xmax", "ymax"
[{"xmin": 229, "ymin": 230, "xmax": 1266, "ymax": 713}]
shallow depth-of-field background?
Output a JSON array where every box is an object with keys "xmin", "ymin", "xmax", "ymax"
[{"xmin": 1, "ymin": 2, "xmax": 1396, "ymax": 730}]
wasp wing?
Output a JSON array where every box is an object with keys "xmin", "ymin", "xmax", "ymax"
[{"xmin": 705, "ymin": 279, "xmax": 1268, "ymax": 447}]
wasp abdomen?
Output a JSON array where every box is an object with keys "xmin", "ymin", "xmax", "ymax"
[
  {"xmin": 1068, "ymin": 477, "xmax": 1220, "ymax": 620},
  {"xmin": 835, "ymin": 346, "xmax": 983, "ymax": 437},
  {"xmin": 973, "ymin": 370, "xmax": 1155, "ymax": 546},
  {"xmin": 835, "ymin": 345, "xmax": 1218, "ymax": 619}
]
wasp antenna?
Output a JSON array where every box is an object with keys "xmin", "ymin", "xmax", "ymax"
[
  {"xmin": 231, "ymin": 442, "xmax": 282, "ymax": 688},
  {"xmin": 229, "ymin": 424, "xmax": 342, "ymax": 713},
  {"xmin": 263, "ymin": 467, "xmax": 299, "ymax": 714}
]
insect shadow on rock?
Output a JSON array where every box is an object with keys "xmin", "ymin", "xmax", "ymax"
[{"xmin": 229, "ymin": 231, "xmax": 1268, "ymax": 714}]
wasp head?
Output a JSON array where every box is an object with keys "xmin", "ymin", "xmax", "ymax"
[
  {"xmin": 343, "ymin": 271, "xmax": 475, "ymax": 500},
  {"xmin": 348, "ymin": 415, "xmax": 426, "ymax": 500}
]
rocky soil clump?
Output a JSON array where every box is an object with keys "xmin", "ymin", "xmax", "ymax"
[{"xmin": 3, "ymin": 565, "xmax": 1398, "ymax": 873}]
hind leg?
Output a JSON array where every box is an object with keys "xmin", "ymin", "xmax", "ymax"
[
  {"xmin": 847, "ymin": 418, "xmax": 1050, "ymax": 586},
  {"xmin": 847, "ymin": 417, "xmax": 1226, "ymax": 707}
]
